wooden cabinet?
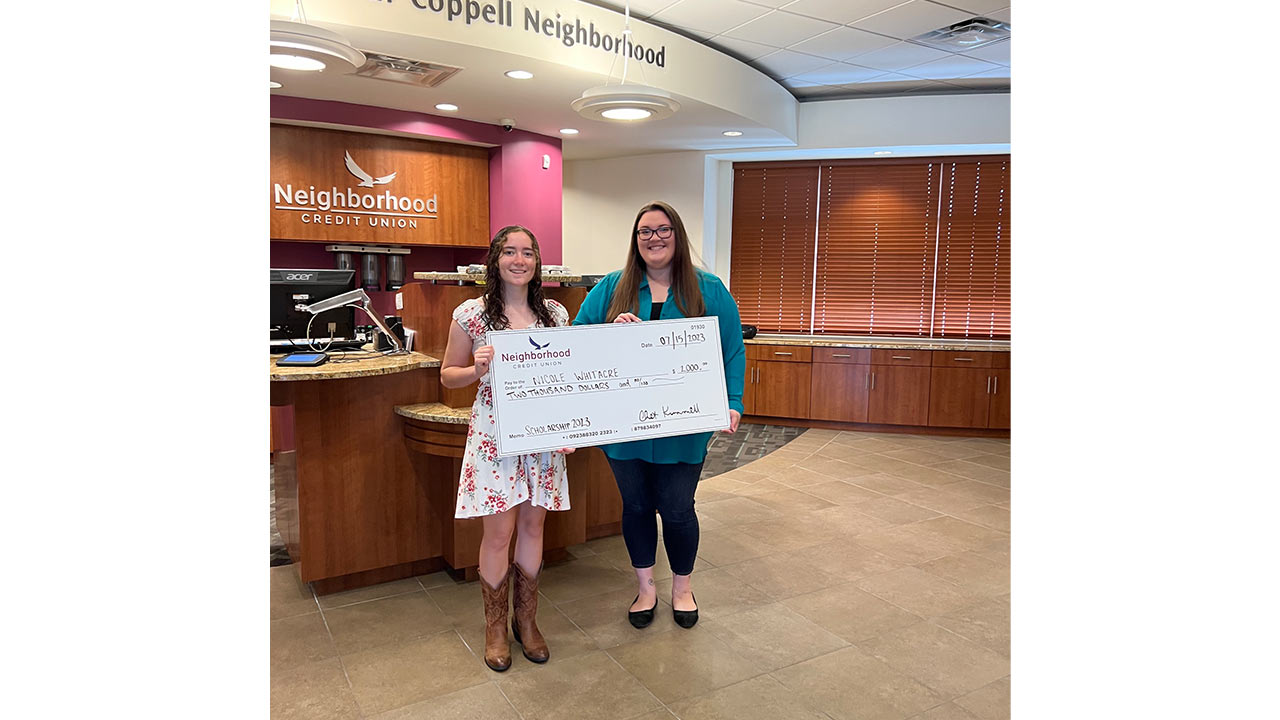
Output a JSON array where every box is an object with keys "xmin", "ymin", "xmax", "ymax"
[
  {"xmin": 867, "ymin": 364, "xmax": 931, "ymax": 426},
  {"xmin": 927, "ymin": 353, "xmax": 1011, "ymax": 429},
  {"xmin": 745, "ymin": 345, "xmax": 812, "ymax": 418},
  {"xmin": 809, "ymin": 348, "xmax": 872, "ymax": 422}
]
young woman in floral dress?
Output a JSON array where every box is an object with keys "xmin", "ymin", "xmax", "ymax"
[{"xmin": 440, "ymin": 225, "xmax": 573, "ymax": 672}]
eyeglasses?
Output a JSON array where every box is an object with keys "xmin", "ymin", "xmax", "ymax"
[{"xmin": 637, "ymin": 226, "xmax": 674, "ymax": 240}]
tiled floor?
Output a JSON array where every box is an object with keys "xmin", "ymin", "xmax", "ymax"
[{"xmin": 271, "ymin": 429, "xmax": 1011, "ymax": 719}]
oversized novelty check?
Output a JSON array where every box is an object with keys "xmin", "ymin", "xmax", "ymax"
[{"xmin": 487, "ymin": 317, "xmax": 730, "ymax": 456}]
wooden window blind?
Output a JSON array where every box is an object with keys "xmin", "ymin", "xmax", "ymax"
[
  {"xmin": 729, "ymin": 155, "xmax": 1010, "ymax": 340},
  {"xmin": 933, "ymin": 158, "xmax": 1010, "ymax": 339},
  {"xmin": 729, "ymin": 165, "xmax": 818, "ymax": 333},
  {"xmin": 814, "ymin": 161, "xmax": 940, "ymax": 336}
]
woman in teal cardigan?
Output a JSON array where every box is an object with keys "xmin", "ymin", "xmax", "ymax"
[{"xmin": 573, "ymin": 200, "xmax": 746, "ymax": 629}]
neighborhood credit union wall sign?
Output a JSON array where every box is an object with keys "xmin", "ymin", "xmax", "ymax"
[{"xmin": 273, "ymin": 150, "xmax": 439, "ymax": 229}]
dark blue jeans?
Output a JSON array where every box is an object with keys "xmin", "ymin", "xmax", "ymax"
[{"xmin": 605, "ymin": 457, "xmax": 703, "ymax": 576}]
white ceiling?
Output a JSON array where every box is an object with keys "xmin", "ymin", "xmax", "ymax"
[
  {"xmin": 585, "ymin": 0, "xmax": 1010, "ymax": 99},
  {"xmin": 270, "ymin": 0, "xmax": 1009, "ymax": 160}
]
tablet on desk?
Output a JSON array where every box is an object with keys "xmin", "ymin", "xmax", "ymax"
[{"xmin": 277, "ymin": 352, "xmax": 329, "ymax": 367}]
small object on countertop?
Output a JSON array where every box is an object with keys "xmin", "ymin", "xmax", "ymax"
[
  {"xmin": 277, "ymin": 352, "xmax": 329, "ymax": 367},
  {"xmin": 741, "ymin": 324, "xmax": 757, "ymax": 339}
]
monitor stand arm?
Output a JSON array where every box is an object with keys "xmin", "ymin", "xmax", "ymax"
[{"xmin": 297, "ymin": 288, "xmax": 406, "ymax": 355}]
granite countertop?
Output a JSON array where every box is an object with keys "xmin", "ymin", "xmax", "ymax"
[
  {"xmin": 395, "ymin": 402, "xmax": 471, "ymax": 424},
  {"xmin": 270, "ymin": 351, "xmax": 441, "ymax": 382},
  {"xmin": 746, "ymin": 336, "xmax": 1011, "ymax": 352},
  {"xmin": 413, "ymin": 272, "xmax": 582, "ymax": 283}
]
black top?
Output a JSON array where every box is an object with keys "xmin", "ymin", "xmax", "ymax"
[{"xmin": 650, "ymin": 301, "xmax": 664, "ymax": 321}]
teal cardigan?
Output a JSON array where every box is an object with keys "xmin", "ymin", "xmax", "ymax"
[{"xmin": 572, "ymin": 268, "xmax": 746, "ymax": 465}]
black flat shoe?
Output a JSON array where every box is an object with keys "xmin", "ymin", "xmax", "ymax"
[
  {"xmin": 628, "ymin": 595, "xmax": 658, "ymax": 628},
  {"xmin": 672, "ymin": 593, "xmax": 698, "ymax": 628}
]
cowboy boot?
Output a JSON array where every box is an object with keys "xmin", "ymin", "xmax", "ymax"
[
  {"xmin": 511, "ymin": 562, "xmax": 550, "ymax": 663},
  {"xmin": 479, "ymin": 568, "xmax": 512, "ymax": 672}
]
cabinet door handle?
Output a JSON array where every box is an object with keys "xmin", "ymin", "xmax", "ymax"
[
  {"xmin": 773, "ymin": 351, "xmax": 793, "ymax": 356},
  {"xmin": 987, "ymin": 376, "xmax": 992, "ymax": 394},
  {"xmin": 892, "ymin": 355, "xmax": 911, "ymax": 360},
  {"xmin": 953, "ymin": 357, "xmax": 974, "ymax": 362},
  {"xmin": 832, "ymin": 353, "xmax": 851, "ymax": 358},
  {"xmin": 993, "ymin": 376, "xmax": 998, "ymax": 394},
  {"xmin": 871, "ymin": 372, "xmax": 876, "ymax": 390}
]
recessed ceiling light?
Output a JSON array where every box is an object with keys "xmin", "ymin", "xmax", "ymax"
[
  {"xmin": 602, "ymin": 107, "xmax": 651, "ymax": 120},
  {"xmin": 874, "ymin": 151, "xmax": 893, "ymax": 155},
  {"xmin": 560, "ymin": 128, "xmax": 579, "ymax": 135},
  {"xmin": 722, "ymin": 131, "xmax": 743, "ymax": 137},
  {"xmin": 269, "ymin": 81, "xmax": 282, "ymax": 89},
  {"xmin": 505, "ymin": 70, "xmax": 534, "ymax": 80},
  {"xmin": 435, "ymin": 103, "xmax": 459, "ymax": 112},
  {"xmin": 269, "ymin": 20, "xmax": 365, "ymax": 73}
]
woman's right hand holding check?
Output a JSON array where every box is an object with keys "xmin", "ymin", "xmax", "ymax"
[{"xmin": 613, "ymin": 312, "xmax": 642, "ymax": 323}]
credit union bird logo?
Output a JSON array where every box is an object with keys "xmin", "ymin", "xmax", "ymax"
[
  {"xmin": 529, "ymin": 337, "xmax": 550, "ymax": 350},
  {"xmin": 344, "ymin": 151, "xmax": 397, "ymax": 188}
]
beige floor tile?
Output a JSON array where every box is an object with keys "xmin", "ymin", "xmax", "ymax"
[
  {"xmin": 855, "ymin": 567, "xmax": 988, "ymax": 618},
  {"xmin": 367, "ymin": 681, "xmax": 519, "ymax": 719},
  {"xmin": 857, "ymin": 496, "xmax": 945, "ymax": 525},
  {"xmin": 270, "ymin": 657, "xmax": 362, "ymax": 720},
  {"xmin": 342, "ymin": 631, "xmax": 490, "ymax": 716},
  {"xmin": 271, "ymin": 611, "xmax": 337, "ymax": 673},
  {"xmin": 702, "ymin": 602, "xmax": 849, "ymax": 672},
  {"xmin": 912, "ymin": 701, "xmax": 984, "ymax": 719},
  {"xmin": 536, "ymin": 554, "xmax": 636, "ymax": 605},
  {"xmin": 800, "ymin": 479, "xmax": 886, "ymax": 505},
  {"xmin": 908, "ymin": 517, "xmax": 1008, "ymax": 553},
  {"xmin": 947, "ymin": 505, "xmax": 1010, "ymax": 533},
  {"xmin": 849, "ymin": 472, "xmax": 929, "ymax": 497},
  {"xmin": 799, "ymin": 428, "xmax": 842, "ymax": 441},
  {"xmin": 857, "ymin": 622, "xmax": 1010, "ymax": 698},
  {"xmin": 790, "ymin": 539, "xmax": 907, "ymax": 582},
  {"xmin": 668, "ymin": 674, "xmax": 830, "ymax": 720},
  {"xmin": 972, "ymin": 537, "xmax": 1010, "ymax": 566},
  {"xmin": 895, "ymin": 486, "xmax": 989, "ymax": 516},
  {"xmin": 498, "ymin": 649, "xmax": 662, "ymax": 719},
  {"xmin": 595, "ymin": 539, "xmax": 674, "ymax": 581},
  {"xmin": 271, "ymin": 564, "xmax": 318, "ymax": 620},
  {"xmin": 318, "ymin": 578, "xmax": 426, "ymax": 610},
  {"xmin": 881, "ymin": 462, "xmax": 971, "ymax": 489},
  {"xmin": 630, "ymin": 711, "xmax": 679, "ymax": 719},
  {"xmin": 554, "ymin": 586, "xmax": 677, "ymax": 649},
  {"xmin": 882, "ymin": 447, "xmax": 957, "ymax": 466},
  {"xmin": 796, "ymin": 455, "xmax": 874, "ymax": 480},
  {"xmin": 730, "ymin": 478, "xmax": 801, "ymax": 497},
  {"xmin": 733, "ymin": 517, "xmax": 848, "ymax": 553},
  {"xmin": 816, "ymin": 442, "xmax": 879, "ymax": 462},
  {"xmin": 694, "ymin": 475, "xmax": 751, "ymax": 495},
  {"xmin": 747, "ymin": 487, "xmax": 839, "ymax": 514},
  {"xmin": 933, "ymin": 599, "xmax": 1010, "ymax": 659},
  {"xmin": 718, "ymin": 551, "xmax": 847, "ymax": 600},
  {"xmin": 807, "ymin": 504, "xmax": 896, "ymax": 537},
  {"xmin": 695, "ymin": 487, "xmax": 742, "ymax": 504},
  {"xmin": 727, "ymin": 467, "xmax": 771, "ymax": 484},
  {"xmin": 954, "ymin": 676, "xmax": 1010, "ymax": 720},
  {"xmin": 696, "ymin": 496, "xmax": 784, "ymax": 526},
  {"xmin": 930, "ymin": 480, "xmax": 1009, "ymax": 506},
  {"xmin": 927, "ymin": 461, "xmax": 1011, "ymax": 487},
  {"xmin": 916, "ymin": 552, "xmax": 1010, "ymax": 597},
  {"xmin": 832, "ymin": 436, "xmax": 912, "ymax": 452},
  {"xmin": 414, "ymin": 570, "xmax": 459, "ymax": 590},
  {"xmin": 963, "ymin": 454, "xmax": 1010, "ymax": 472},
  {"xmin": 847, "ymin": 454, "xmax": 928, "ymax": 477},
  {"xmin": 695, "ymin": 527, "xmax": 782, "ymax": 567},
  {"xmin": 771, "ymin": 645, "xmax": 943, "ymax": 720},
  {"xmin": 848, "ymin": 524, "xmax": 962, "ymax": 564},
  {"xmin": 774, "ymin": 464, "xmax": 859, "ymax": 488},
  {"xmin": 323, "ymin": 591, "xmax": 453, "ymax": 656},
  {"xmin": 783, "ymin": 583, "xmax": 921, "ymax": 643},
  {"xmin": 954, "ymin": 438, "xmax": 1010, "ymax": 454},
  {"xmin": 426, "ymin": 581, "xmax": 488, "ymax": 627},
  {"xmin": 901, "ymin": 442, "xmax": 991, "ymax": 461},
  {"xmin": 606, "ymin": 625, "xmax": 762, "ymax": 704},
  {"xmin": 455, "ymin": 603, "xmax": 598, "ymax": 673},
  {"xmin": 654, "ymin": 566, "xmax": 775, "ymax": 620}
]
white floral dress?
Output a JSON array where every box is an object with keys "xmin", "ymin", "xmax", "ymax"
[{"xmin": 452, "ymin": 297, "xmax": 572, "ymax": 518}]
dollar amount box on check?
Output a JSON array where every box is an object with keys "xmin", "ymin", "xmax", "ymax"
[{"xmin": 486, "ymin": 317, "xmax": 730, "ymax": 456}]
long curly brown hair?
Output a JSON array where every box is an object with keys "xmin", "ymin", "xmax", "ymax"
[
  {"xmin": 605, "ymin": 201, "xmax": 705, "ymax": 321},
  {"xmin": 482, "ymin": 225, "xmax": 557, "ymax": 330}
]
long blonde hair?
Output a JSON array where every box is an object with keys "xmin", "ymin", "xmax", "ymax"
[{"xmin": 605, "ymin": 201, "xmax": 705, "ymax": 321}]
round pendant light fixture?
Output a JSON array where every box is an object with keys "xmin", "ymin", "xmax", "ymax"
[
  {"xmin": 270, "ymin": 19, "xmax": 365, "ymax": 73},
  {"xmin": 571, "ymin": 84, "xmax": 680, "ymax": 122}
]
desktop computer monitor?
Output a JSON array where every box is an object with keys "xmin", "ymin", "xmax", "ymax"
[{"xmin": 270, "ymin": 268, "xmax": 356, "ymax": 345}]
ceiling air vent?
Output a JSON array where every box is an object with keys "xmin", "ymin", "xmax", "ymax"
[
  {"xmin": 912, "ymin": 17, "xmax": 1010, "ymax": 51},
  {"xmin": 354, "ymin": 53, "xmax": 462, "ymax": 88}
]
